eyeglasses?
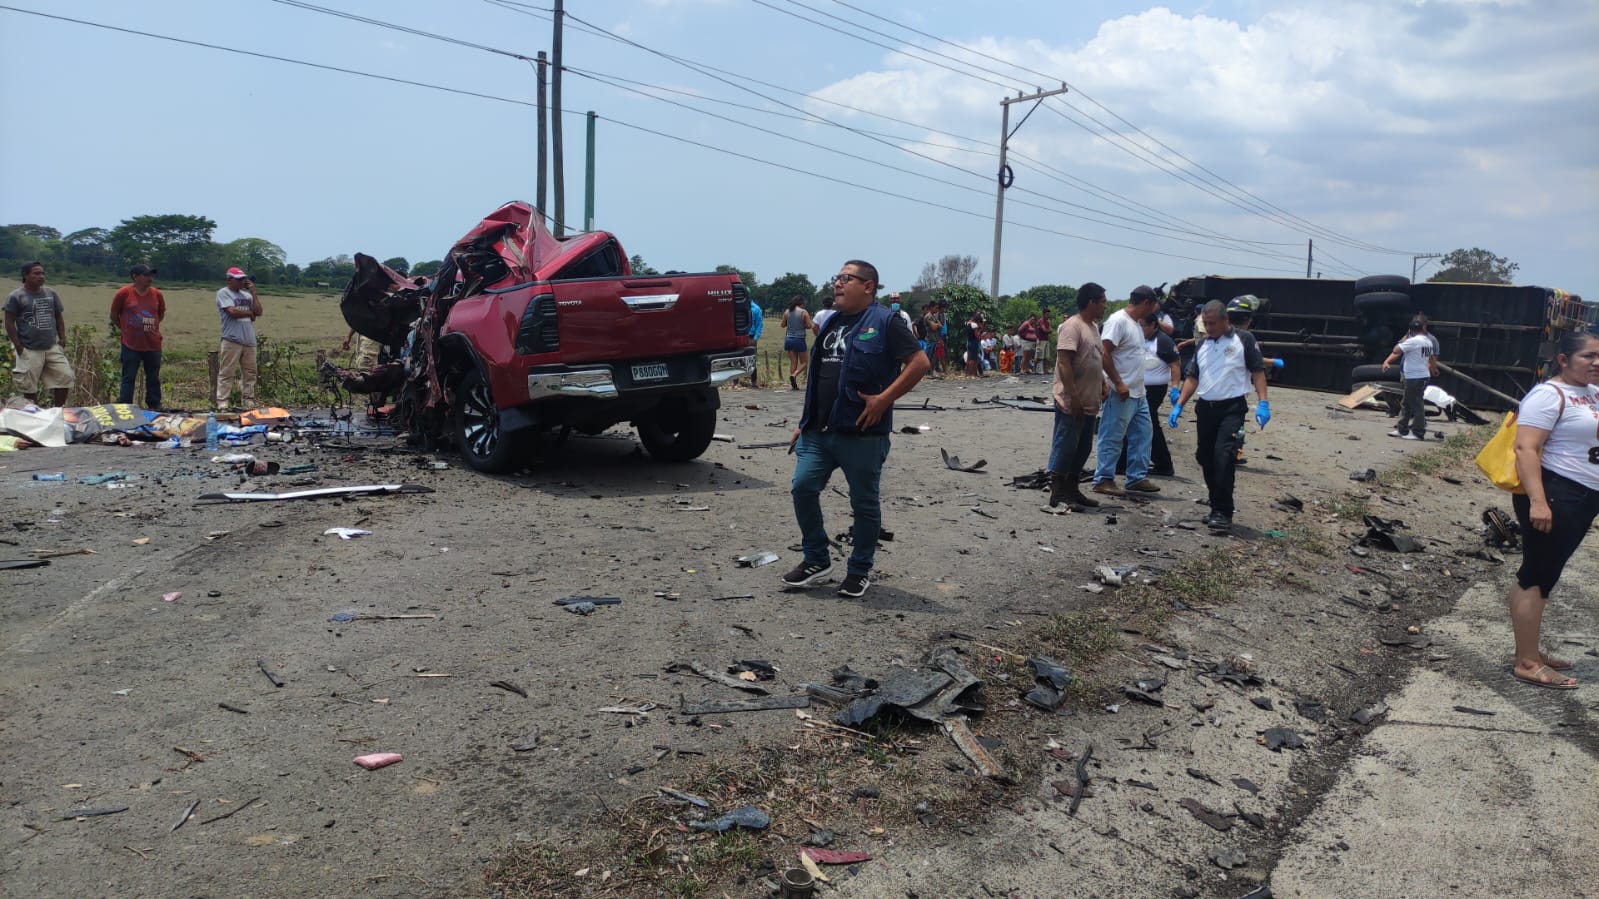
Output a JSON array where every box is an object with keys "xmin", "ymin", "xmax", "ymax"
[{"xmin": 832, "ymin": 273, "xmax": 869, "ymax": 286}]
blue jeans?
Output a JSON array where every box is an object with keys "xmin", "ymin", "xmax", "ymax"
[
  {"xmin": 1048, "ymin": 409, "xmax": 1096, "ymax": 475},
  {"xmin": 118, "ymin": 346, "xmax": 163, "ymax": 408},
  {"xmin": 791, "ymin": 431, "xmax": 891, "ymax": 577},
  {"xmin": 1094, "ymin": 391, "xmax": 1151, "ymax": 483}
]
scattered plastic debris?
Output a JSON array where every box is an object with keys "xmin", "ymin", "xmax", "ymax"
[
  {"xmin": 1261, "ymin": 727, "xmax": 1305, "ymax": 751},
  {"xmin": 1022, "ymin": 656, "xmax": 1071, "ymax": 711},
  {"xmin": 323, "ymin": 528, "xmax": 372, "ymax": 540},
  {"xmin": 688, "ymin": 805, "xmax": 769, "ymax": 832},
  {"xmin": 736, "ymin": 551, "xmax": 780, "ymax": 568}
]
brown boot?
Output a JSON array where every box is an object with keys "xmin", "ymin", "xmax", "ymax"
[
  {"xmin": 1067, "ymin": 482, "xmax": 1101, "ymax": 508},
  {"xmin": 1048, "ymin": 473, "xmax": 1068, "ymax": 508}
]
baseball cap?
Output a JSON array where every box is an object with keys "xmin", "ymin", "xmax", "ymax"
[
  {"xmin": 1129, "ymin": 285, "xmax": 1157, "ymax": 303},
  {"xmin": 226, "ymin": 267, "xmax": 249, "ymax": 280},
  {"xmin": 130, "ymin": 264, "xmax": 157, "ymax": 277}
]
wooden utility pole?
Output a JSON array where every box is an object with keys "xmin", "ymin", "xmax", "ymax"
[
  {"xmin": 991, "ymin": 85, "xmax": 1068, "ymax": 300},
  {"xmin": 551, "ymin": 0, "xmax": 566, "ymax": 236},
  {"xmin": 536, "ymin": 51, "xmax": 548, "ymax": 218}
]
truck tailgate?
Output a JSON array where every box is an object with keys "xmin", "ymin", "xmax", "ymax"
[{"xmin": 548, "ymin": 275, "xmax": 746, "ymax": 364}]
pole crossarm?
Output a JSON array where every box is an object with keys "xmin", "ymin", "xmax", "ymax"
[{"xmin": 992, "ymin": 85, "xmax": 1068, "ymax": 299}]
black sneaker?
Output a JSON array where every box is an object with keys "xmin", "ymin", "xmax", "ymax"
[
  {"xmin": 1206, "ymin": 511, "xmax": 1233, "ymax": 529},
  {"xmin": 781, "ymin": 560, "xmax": 833, "ymax": 587},
  {"xmin": 838, "ymin": 573, "xmax": 870, "ymax": 598}
]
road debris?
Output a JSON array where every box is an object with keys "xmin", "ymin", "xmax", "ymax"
[
  {"xmin": 199, "ymin": 796, "xmax": 261, "ymax": 824},
  {"xmin": 1181, "ymin": 798, "xmax": 1232, "ymax": 832},
  {"xmin": 510, "ymin": 727, "xmax": 541, "ymax": 751},
  {"xmin": 554, "ymin": 596, "xmax": 621, "ymax": 607},
  {"xmin": 256, "ymin": 660, "xmax": 285, "ymax": 688},
  {"xmin": 1261, "ymin": 727, "xmax": 1305, "ymax": 751},
  {"xmin": 1210, "ymin": 846, "xmax": 1248, "ymax": 870},
  {"xmin": 800, "ymin": 847, "xmax": 872, "ymax": 865},
  {"xmin": 658, "ymin": 788, "xmax": 709, "ymax": 808},
  {"xmin": 1022, "ymin": 656, "xmax": 1071, "ymax": 711},
  {"xmin": 55, "ymin": 806, "xmax": 130, "ymax": 821},
  {"xmin": 735, "ymin": 551, "xmax": 780, "ymax": 567},
  {"xmin": 943, "ymin": 718, "xmax": 1006, "ymax": 780},
  {"xmin": 666, "ymin": 659, "xmax": 770, "ymax": 695},
  {"xmin": 679, "ymin": 695, "xmax": 809, "ymax": 715},
  {"xmin": 688, "ymin": 805, "xmax": 769, "ymax": 832},
  {"xmin": 1350, "ymin": 702, "xmax": 1389, "ymax": 726},
  {"xmin": 218, "ymin": 702, "xmax": 249, "ymax": 715},
  {"xmin": 352, "ymin": 753, "xmax": 403, "ymax": 770},
  {"xmin": 488, "ymin": 680, "xmax": 528, "ymax": 698},
  {"xmin": 323, "ymin": 528, "xmax": 372, "ymax": 540},
  {"xmin": 171, "ymin": 799, "xmax": 200, "ymax": 832},
  {"xmin": 836, "ymin": 648, "xmax": 984, "ymax": 727},
  {"xmin": 939, "ymin": 447, "xmax": 988, "ymax": 473},
  {"xmin": 196, "ymin": 484, "xmax": 434, "ymax": 502}
]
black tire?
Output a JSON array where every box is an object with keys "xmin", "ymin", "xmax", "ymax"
[
  {"xmin": 637, "ymin": 403, "xmax": 717, "ymax": 462},
  {"xmin": 1350, "ymin": 364, "xmax": 1401, "ymax": 384},
  {"xmin": 1354, "ymin": 275, "xmax": 1409, "ymax": 295},
  {"xmin": 1354, "ymin": 290, "xmax": 1413, "ymax": 318},
  {"xmin": 453, "ymin": 368, "xmax": 523, "ymax": 473}
]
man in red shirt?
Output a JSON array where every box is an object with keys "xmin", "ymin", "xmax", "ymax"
[{"xmin": 109, "ymin": 264, "xmax": 166, "ymax": 408}]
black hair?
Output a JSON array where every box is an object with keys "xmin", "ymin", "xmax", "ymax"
[
  {"xmin": 20, "ymin": 261, "xmax": 42, "ymax": 279},
  {"xmin": 843, "ymin": 259, "xmax": 879, "ymax": 292},
  {"xmin": 788, "ymin": 296, "xmax": 805, "ymax": 310},
  {"xmin": 1076, "ymin": 282, "xmax": 1106, "ymax": 309},
  {"xmin": 1554, "ymin": 331, "xmax": 1599, "ymax": 375},
  {"xmin": 821, "ymin": 294, "xmax": 834, "ymax": 308}
]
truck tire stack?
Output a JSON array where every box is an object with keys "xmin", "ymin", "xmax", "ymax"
[{"xmin": 1351, "ymin": 274, "xmax": 1413, "ymax": 387}]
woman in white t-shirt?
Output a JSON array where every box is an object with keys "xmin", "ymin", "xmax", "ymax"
[{"xmin": 1506, "ymin": 331, "xmax": 1599, "ymax": 690}]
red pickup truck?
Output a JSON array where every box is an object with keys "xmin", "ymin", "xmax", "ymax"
[{"xmin": 339, "ymin": 201, "xmax": 755, "ymax": 471}]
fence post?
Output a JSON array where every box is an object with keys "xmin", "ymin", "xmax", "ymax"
[{"xmin": 207, "ymin": 350, "xmax": 219, "ymax": 409}]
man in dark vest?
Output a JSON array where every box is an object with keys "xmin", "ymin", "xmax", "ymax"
[{"xmin": 782, "ymin": 259, "xmax": 929, "ymax": 598}]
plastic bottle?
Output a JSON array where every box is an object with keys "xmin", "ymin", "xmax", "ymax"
[
  {"xmin": 205, "ymin": 412, "xmax": 220, "ymax": 451},
  {"xmin": 32, "ymin": 472, "xmax": 66, "ymax": 481}
]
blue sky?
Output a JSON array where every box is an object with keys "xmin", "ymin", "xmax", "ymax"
[{"xmin": 2, "ymin": 0, "xmax": 1595, "ymax": 298}]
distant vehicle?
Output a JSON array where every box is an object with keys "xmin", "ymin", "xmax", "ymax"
[
  {"xmin": 340, "ymin": 201, "xmax": 754, "ymax": 471},
  {"xmin": 1167, "ymin": 274, "xmax": 1594, "ymax": 411}
]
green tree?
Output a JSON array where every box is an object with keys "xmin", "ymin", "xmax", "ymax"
[
  {"xmin": 381, "ymin": 256, "xmax": 411, "ymax": 276},
  {"xmin": 1427, "ymin": 247, "xmax": 1519, "ymax": 285},
  {"xmin": 62, "ymin": 227, "xmax": 121, "ymax": 271},
  {"xmin": 714, "ymin": 264, "xmax": 758, "ymax": 293},
  {"xmin": 0, "ymin": 225, "xmax": 48, "ymax": 266},
  {"xmin": 108, "ymin": 214, "xmax": 218, "ymax": 281},
  {"xmin": 303, "ymin": 255, "xmax": 357, "ymax": 287},
  {"xmin": 1016, "ymin": 283, "xmax": 1078, "ymax": 315},
  {"xmin": 935, "ymin": 283, "xmax": 999, "ymax": 345},
  {"xmin": 628, "ymin": 254, "xmax": 659, "ymax": 275},
  {"xmin": 222, "ymin": 237, "xmax": 288, "ymax": 284},
  {"xmin": 13, "ymin": 224, "xmax": 61, "ymax": 242},
  {"xmin": 410, "ymin": 259, "xmax": 443, "ymax": 277},
  {"xmin": 282, "ymin": 263, "xmax": 302, "ymax": 286},
  {"xmin": 999, "ymin": 295, "xmax": 1041, "ymax": 328},
  {"xmin": 759, "ymin": 272, "xmax": 818, "ymax": 312}
]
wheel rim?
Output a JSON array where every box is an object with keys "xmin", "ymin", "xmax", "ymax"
[{"xmin": 461, "ymin": 379, "xmax": 498, "ymax": 458}]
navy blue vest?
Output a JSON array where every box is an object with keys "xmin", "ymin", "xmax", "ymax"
[{"xmin": 799, "ymin": 303, "xmax": 900, "ymax": 436}]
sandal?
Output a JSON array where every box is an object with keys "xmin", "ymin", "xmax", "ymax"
[
  {"xmin": 1512, "ymin": 664, "xmax": 1577, "ymax": 690},
  {"xmin": 1505, "ymin": 653, "xmax": 1574, "ymax": 671}
]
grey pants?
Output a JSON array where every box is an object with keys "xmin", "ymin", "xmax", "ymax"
[{"xmin": 1398, "ymin": 376, "xmax": 1427, "ymax": 438}]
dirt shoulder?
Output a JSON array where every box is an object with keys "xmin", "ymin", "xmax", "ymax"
[{"xmin": 2, "ymin": 378, "xmax": 1588, "ymax": 899}]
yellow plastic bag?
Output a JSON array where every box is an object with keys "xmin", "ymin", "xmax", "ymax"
[{"xmin": 1475, "ymin": 411, "xmax": 1523, "ymax": 494}]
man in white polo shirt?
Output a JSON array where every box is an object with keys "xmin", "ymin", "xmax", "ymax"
[{"xmin": 1168, "ymin": 300, "xmax": 1270, "ymax": 530}]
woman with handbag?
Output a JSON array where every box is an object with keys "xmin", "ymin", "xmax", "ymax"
[{"xmin": 1507, "ymin": 331, "xmax": 1599, "ymax": 689}]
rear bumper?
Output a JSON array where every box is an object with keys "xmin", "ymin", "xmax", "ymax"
[{"xmin": 524, "ymin": 348, "xmax": 754, "ymax": 401}]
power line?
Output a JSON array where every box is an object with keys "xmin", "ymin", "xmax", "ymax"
[
  {"xmin": 1, "ymin": 3, "xmax": 1308, "ymax": 275},
  {"xmin": 263, "ymin": 0, "xmax": 534, "ymax": 60},
  {"xmin": 803, "ymin": 0, "xmax": 1419, "ymax": 256}
]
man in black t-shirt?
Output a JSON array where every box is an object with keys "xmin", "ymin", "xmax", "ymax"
[{"xmin": 782, "ymin": 259, "xmax": 928, "ymax": 599}]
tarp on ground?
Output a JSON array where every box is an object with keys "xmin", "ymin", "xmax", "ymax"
[{"xmin": 0, "ymin": 406, "xmax": 67, "ymax": 447}]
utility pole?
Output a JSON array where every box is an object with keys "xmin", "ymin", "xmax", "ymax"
[
  {"xmin": 584, "ymin": 111, "xmax": 597, "ymax": 232},
  {"xmin": 990, "ymin": 84, "xmax": 1068, "ymax": 300},
  {"xmin": 1411, "ymin": 252, "xmax": 1443, "ymax": 282},
  {"xmin": 536, "ymin": 51, "xmax": 548, "ymax": 218},
  {"xmin": 1306, "ymin": 239, "xmax": 1313, "ymax": 278},
  {"xmin": 551, "ymin": 0, "xmax": 566, "ymax": 237}
]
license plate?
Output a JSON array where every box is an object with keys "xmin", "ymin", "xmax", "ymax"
[{"xmin": 631, "ymin": 362, "xmax": 669, "ymax": 382}]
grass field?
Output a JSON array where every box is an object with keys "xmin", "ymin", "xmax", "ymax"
[{"xmin": 6, "ymin": 281, "xmax": 807, "ymax": 408}]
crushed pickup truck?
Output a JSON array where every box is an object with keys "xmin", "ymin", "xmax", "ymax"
[{"xmin": 339, "ymin": 201, "xmax": 755, "ymax": 471}]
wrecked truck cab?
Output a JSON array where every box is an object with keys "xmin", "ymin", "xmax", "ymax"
[{"xmin": 341, "ymin": 201, "xmax": 754, "ymax": 473}]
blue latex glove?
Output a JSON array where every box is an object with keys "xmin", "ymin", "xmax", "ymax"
[
  {"xmin": 1168, "ymin": 386, "xmax": 1181, "ymax": 406},
  {"xmin": 1272, "ymin": 358, "xmax": 1285, "ymax": 370},
  {"xmin": 1168, "ymin": 403, "xmax": 1183, "ymax": 429},
  {"xmin": 1255, "ymin": 400, "xmax": 1271, "ymax": 429}
]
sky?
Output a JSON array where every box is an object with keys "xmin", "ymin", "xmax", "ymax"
[{"xmin": 2, "ymin": 0, "xmax": 1596, "ymax": 299}]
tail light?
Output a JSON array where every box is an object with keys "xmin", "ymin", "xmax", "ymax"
[
  {"xmin": 515, "ymin": 294, "xmax": 559, "ymax": 355},
  {"xmin": 732, "ymin": 281, "xmax": 751, "ymax": 335}
]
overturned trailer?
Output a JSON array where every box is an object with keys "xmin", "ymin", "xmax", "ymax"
[{"xmin": 1168, "ymin": 275, "xmax": 1595, "ymax": 411}]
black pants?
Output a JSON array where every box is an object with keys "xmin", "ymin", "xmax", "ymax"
[
  {"xmin": 1118, "ymin": 384, "xmax": 1173, "ymax": 475},
  {"xmin": 1195, "ymin": 396, "xmax": 1246, "ymax": 516},
  {"xmin": 118, "ymin": 346, "xmax": 162, "ymax": 408},
  {"xmin": 1398, "ymin": 376, "xmax": 1428, "ymax": 437},
  {"xmin": 1513, "ymin": 469, "xmax": 1599, "ymax": 597}
]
